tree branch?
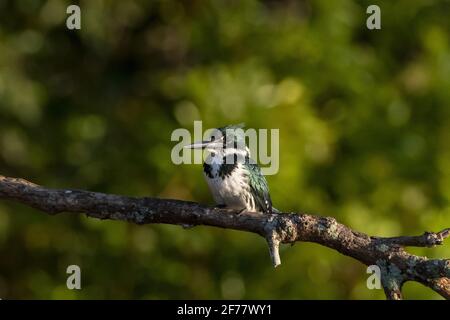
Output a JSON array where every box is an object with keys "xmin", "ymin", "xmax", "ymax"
[{"xmin": 0, "ymin": 175, "xmax": 449, "ymax": 300}]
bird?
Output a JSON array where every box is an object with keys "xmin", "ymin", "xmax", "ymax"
[{"xmin": 185, "ymin": 124, "xmax": 275, "ymax": 214}]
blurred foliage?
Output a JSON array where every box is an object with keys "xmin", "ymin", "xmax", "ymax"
[{"xmin": 0, "ymin": 0, "xmax": 449, "ymax": 299}]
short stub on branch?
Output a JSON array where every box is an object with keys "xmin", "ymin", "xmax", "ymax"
[{"xmin": 266, "ymin": 232, "xmax": 281, "ymax": 268}]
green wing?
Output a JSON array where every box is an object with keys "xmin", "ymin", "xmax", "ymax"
[{"xmin": 246, "ymin": 161, "xmax": 273, "ymax": 214}]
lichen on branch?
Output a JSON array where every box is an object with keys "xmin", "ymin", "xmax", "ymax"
[{"xmin": 0, "ymin": 175, "xmax": 449, "ymax": 300}]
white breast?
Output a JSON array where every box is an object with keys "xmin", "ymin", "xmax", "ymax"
[{"xmin": 204, "ymin": 163, "xmax": 256, "ymax": 211}]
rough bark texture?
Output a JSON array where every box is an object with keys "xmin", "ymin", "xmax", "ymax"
[{"xmin": 0, "ymin": 175, "xmax": 449, "ymax": 300}]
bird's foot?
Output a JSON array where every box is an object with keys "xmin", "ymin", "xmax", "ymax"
[
  {"xmin": 214, "ymin": 205, "xmax": 250, "ymax": 215},
  {"xmin": 237, "ymin": 208, "xmax": 248, "ymax": 215}
]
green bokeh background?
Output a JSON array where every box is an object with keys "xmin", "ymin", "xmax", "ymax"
[{"xmin": 0, "ymin": 0, "xmax": 449, "ymax": 299}]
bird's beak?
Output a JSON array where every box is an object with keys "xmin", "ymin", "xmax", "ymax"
[
  {"xmin": 184, "ymin": 139, "xmax": 223, "ymax": 150},
  {"xmin": 184, "ymin": 140, "xmax": 210, "ymax": 149}
]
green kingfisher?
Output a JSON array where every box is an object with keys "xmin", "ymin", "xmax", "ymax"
[{"xmin": 185, "ymin": 124, "xmax": 275, "ymax": 214}]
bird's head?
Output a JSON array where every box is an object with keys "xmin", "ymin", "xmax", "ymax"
[{"xmin": 184, "ymin": 123, "xmax": 247, "ymax": 155}]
